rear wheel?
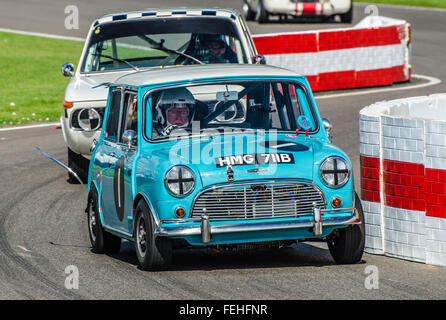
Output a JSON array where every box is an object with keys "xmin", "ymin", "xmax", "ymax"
[
  {"xmin": 255, "ymin": 0, "xmax": 269, "ymax": 23},
  {"xmin": 327, "ymin": 193, "xmax": 365, "ymax": 264},
  {"xmin": 242, "ymin": 1, "xmax": 255, "ymax": 21},
  {"xmin": 87, "ymin": 187, "xmax": 122, "ymax": 254},
  {"xmin": 134, "ymin": 200, "xmax": 172, "ymax": 271}
]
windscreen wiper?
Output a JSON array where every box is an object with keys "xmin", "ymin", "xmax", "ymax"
[
  {"xmin": 138, "ymin": 35, "xmax": 204, "ymax": 65},
  {"xmin": 92, "ymin": 53, "xmax": 140, "ymax": 71}
]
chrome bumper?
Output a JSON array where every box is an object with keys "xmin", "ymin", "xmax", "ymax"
[{"xmin": 156, "ymin": 207, "xmax": 360, "ymax": 244}]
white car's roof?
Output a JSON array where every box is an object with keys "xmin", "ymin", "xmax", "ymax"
[
  {"xmin": 113, "ymin": 64, "xmax": 304, "ymax": 87},
  {"xmin": 94, "ymin": 8, "xmax": 239, "ymax": 25}
]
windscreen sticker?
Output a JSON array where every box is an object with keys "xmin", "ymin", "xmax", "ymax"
[{"xmin": 215, "ymin": 153, "xmax": 295, "ymax": 168}]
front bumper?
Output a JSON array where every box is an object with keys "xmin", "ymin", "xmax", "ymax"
[{"xmin": 155, "ymin": 206, "xmax": 360, "ymax": 245}]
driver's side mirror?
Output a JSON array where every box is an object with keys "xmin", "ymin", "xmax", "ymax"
[
  {"xmin": 61, "ymin": 62, "xmax": 75, "ymax": 77},
  {"xmin": 253, "ymin": 54, "xmax": 266, "ymax": 65},
  {"xmin": 322, "ymin": 118, "xmax": 333, "ymax": 141},
  {"xmin": 122, "ymin": 130, "xmax": 137, "ymax": 148}
]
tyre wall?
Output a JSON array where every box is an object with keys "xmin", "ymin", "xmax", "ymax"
[
  {"xmin": 252, "ymin": 16, "xmax": 411, "ymax": 92},
  {"xmin": 360, "ymin": 94, "xmax": 446, "ymax": 267}
]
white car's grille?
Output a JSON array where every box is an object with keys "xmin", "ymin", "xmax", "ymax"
[{"xmin": 191, "ymin": 182, "xmax": 325, "ymax": 220}]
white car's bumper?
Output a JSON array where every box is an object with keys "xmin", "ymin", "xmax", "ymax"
[{"xmin": 263, "ymin": 0, "xmax": 351, "ymax": 16}]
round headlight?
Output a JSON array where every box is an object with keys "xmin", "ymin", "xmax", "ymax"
[
  {"xmin": 320, "ymin": 157, "xmax": 350, "ymax": 188},
  {"xmin": 164, "ymin": 166, "xmax": 195, "ymax": 197},
  {"xmin": 78, "ymin": 108, "xmax": 101, "ymax": 131}
]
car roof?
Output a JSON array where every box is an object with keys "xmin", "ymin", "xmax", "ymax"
[
  {"xmin": 94, "ymin": 8, "xmax": 239, "ymax": 26},
  {"xmin": 112, "ymin": 64, "xmax": 304, "ymax": 87}
]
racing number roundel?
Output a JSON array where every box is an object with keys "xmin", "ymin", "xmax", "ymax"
[{"xmin": 113, "ymin": 156, "xmax": 125, "ymax": 221}]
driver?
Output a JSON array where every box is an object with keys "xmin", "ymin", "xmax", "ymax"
[
  {"xmin": 153, "ymin": 87, "xmax": 195, "ymax": 136},
  {"xmin": 199, "ymin": 34, "xmax": 238, "ymax": 63}
]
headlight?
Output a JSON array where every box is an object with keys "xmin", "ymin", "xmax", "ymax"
[
  {"xmin": 164, "ymin": 166, "xmax": 195, "ymax": 197},
  {"xmin": 77, "ymin": 108, "xmax": 101, "ymax": 131},
  {"xmin": 320, "ymin": 156, "xmax": 350, "ymax": 188}
]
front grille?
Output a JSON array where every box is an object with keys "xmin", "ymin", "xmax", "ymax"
[
  {"xmin": 191, "ymin": 182, "xmax": 325, "ymax": 220},
  {"xmin": 71, "ymin": 107, "xmax": 106, "ymax": 129}
]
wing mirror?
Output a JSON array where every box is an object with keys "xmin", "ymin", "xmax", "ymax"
[
  {"xmin": 122, "ymin": 130, "xmax": 137, "ymax": 148},
  {"xmin": 253, "ymin": 54, "xmax": 266, "ymax": 65},
  {"xmin": 322, "ymin": 118, "xmax": 333, "ymax": 141},
  {"xmin": 61, "ymin": 63, "xmax": 75, "ymax": 77}
]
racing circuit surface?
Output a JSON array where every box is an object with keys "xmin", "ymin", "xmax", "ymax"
[{"xmin": 1, "ymin": 1, "xmax": 446, "ymax": 299}]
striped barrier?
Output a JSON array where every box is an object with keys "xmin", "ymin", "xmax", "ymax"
[
  {"xmin": 360, "ymin": 94, "xmax": 446, "ymax": 267},
  {"xmin": 253, "ymin": 16, "xmax": 411, "ymax": 92}
]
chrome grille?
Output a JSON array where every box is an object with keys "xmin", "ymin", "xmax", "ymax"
[{"xmin": 191, "ymin": 182, "xmax": 325, "ymax": 220}]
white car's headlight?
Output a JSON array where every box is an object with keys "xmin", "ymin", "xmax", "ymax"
[
  {"xmin": 320, "ymin": 156, "xmax": 350, "ymax": 188},
  {"xmin": 164, "ymin": 166, "xmax": 195, "ymax": 197}
]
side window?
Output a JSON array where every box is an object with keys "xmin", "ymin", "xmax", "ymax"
[
  {"xmin": 104, "ymin": 89, "xmax": 122, "ymax": 142},
  {"xmin": 122, "ymin": 92, "xmax": 138, "ymax": 134}
]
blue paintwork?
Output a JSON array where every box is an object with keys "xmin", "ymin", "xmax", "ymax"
[{"xmin": 88, "ymin": 73, "xmax": 355, "ymax": 246}]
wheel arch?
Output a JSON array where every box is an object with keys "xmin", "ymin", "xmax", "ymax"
[{"xmin": 133, "ymin": 192, "xmax": 161, "ymax": 234}]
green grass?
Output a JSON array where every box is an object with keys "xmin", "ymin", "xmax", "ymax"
[
  {"xmin": 0, "ymin": 32, "xmax": 83, "ymax": 127},
  {"xmin": 356, "ymin": 0, "xmax": 446, "ymax": 9}
]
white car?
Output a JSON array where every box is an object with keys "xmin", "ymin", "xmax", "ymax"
[
  {"xmin": 242, "ymin": 0, "xmax": 353, "ymax": 23},
  {"xmin": 60, "ymin": 7, "xmax": 263, "ymax": 182}
]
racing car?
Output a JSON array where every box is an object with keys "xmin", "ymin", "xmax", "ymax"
[
  {"xmin": 85, "ymin": 63, "xmax": 365, "ymax": 270},
  {"xmin": 242, "ymin": 0, "xmax": 353, "ymax": 23},
  {"xmin": 61, "ymin": 8, "xmax": 262, "ymax": 183}
]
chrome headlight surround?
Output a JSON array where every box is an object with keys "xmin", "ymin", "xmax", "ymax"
[
  {"xmin": 319, "ymin": 156, "xmax": 350, "ymax": 188},
  {"xmin": 77, "ymin": 108, "xmax": 101, "ymax": 131},
  {"xmin": 164, "ymin": 166, "xmax": 196, "ymax": 197}
]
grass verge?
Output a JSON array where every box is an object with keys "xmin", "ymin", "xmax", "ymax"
[
  {"xmin": 0, "ymin": 31, "xmax": 83, "ymax": 127},
  {"xmin": 356, "ymin": 0, "xmax": 446, "ymax": 9}
]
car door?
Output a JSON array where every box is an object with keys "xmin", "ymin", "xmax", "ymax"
[{"xmin": 100, "ymin": 87, "xmax": 126, "ymax": 230}]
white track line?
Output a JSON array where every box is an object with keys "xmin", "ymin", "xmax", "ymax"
[
  {"xmin": 0, "ymin": 122, "xmax": 60, "ymax": 132},
  {"xmin": 0, "ymin": 28, "xmax": 84, "ymax": 41},
  {"xmin": 358, "ymin": 2, "xmax": 446, "ymax": 13},
  {"xmin": 315, "ymin": 74, "xmax": 442, "ymax": 100}
]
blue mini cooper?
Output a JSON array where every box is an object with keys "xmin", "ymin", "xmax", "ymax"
[{"xmin": 86, "ymin": 64, "xmax": 365, "ymax": 270}]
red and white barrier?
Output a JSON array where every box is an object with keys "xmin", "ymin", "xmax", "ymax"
[
  {"xmin": 360, "ymin": 94, "xmax": 446, "ymax": 267},
  {"xmin": 253, "ymin": 16, "xmax": 411, "ymax": 92}
]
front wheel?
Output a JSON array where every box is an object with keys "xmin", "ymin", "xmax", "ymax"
[
  {"xmin": 340, "ymin": 5, "xmax": 353, "ymax": 23},
  {"xmin": 327, "ymin": 193, "xmax": 365, "ymax": 264},
  {"xmin": 134, "ymin": 201, "xmax": 172, "ymax": 271}
]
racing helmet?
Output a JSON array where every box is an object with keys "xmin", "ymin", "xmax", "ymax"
[
  {"xmin": 155, "ymin": 87, "xmax": 195, "ymax": 128},
  {"xmin": 201, "ymin": 34, "xmax": 227, "ymax": 57}
]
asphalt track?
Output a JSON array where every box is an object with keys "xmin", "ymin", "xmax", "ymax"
[{"xmin": 0, "ymin": 1, "xmax": 446, "ymax": 300}]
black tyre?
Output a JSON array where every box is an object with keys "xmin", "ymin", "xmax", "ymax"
[
  {"xmin": 340, "ymin": 5, "xmax": 353, "ymax": 23},
  {"xmin": 87, "ymin": 187, "xmax": 122, "ymax": 254},
  {"xmin": 242, "ymin": 1, "xmax": 255, "ymax": 21},
  {"xmin": 134, "ymin": 200, "xmax": 172, "ymax": 271},
  {"xmin": 327, "ymin": 193, "xmax": 365, "ymax": 264},
  {"xmin": 255, "ymin": 0, "xmax": 269, "ymax": 23},
  {"xmin": 67, "ymin": 147, "xmax": 89, "ymax": 184}
]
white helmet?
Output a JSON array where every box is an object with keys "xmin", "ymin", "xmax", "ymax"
[{"xmin": 155, "ymin": 87, "xmax": 195, "ymax": 129}]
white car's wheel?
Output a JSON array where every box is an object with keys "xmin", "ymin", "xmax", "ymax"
[
  {"xmin": 255, "ymin": 0, "xmax": 269, "ymax": 23},
  {"xmin": 242, "ymin": 1, "xmax": 255, "ymax": 21}
]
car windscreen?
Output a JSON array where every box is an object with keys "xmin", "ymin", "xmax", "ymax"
[
  {"xmin": 81, "ymin": 17, "xmax": 248, "ymax": 73},
  {"xmin": 146, "ymin": 80, "xmax": 318, "ymax": 140}
]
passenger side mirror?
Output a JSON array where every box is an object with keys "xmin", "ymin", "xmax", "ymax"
[
  {"xmin": 322, "ymin": 118, "xmax": 333, "ymax": 141},
  {"xmin": 253, "ymin": 54, "xmax": 266, "ymax": 65},
  {"xmin": 122, "ymin": 130, "xmax": 137, "ymax": 148},
  {"xmin": 61, "ymin": 63, "xmax": 75, "ymax": 77}
]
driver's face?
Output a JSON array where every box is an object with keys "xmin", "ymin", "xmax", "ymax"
[
  {"xmin": 167, "ymin": 106, "xmax": 190, "ymax": 127},
  {"xmin": 206, "ymin": 41, "xmax": 226, "ymax": 56}
]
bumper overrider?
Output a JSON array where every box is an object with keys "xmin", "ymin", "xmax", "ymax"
[{"xmin": 154, "ymin": 207, "xmax": 360, "ymax": 244}]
